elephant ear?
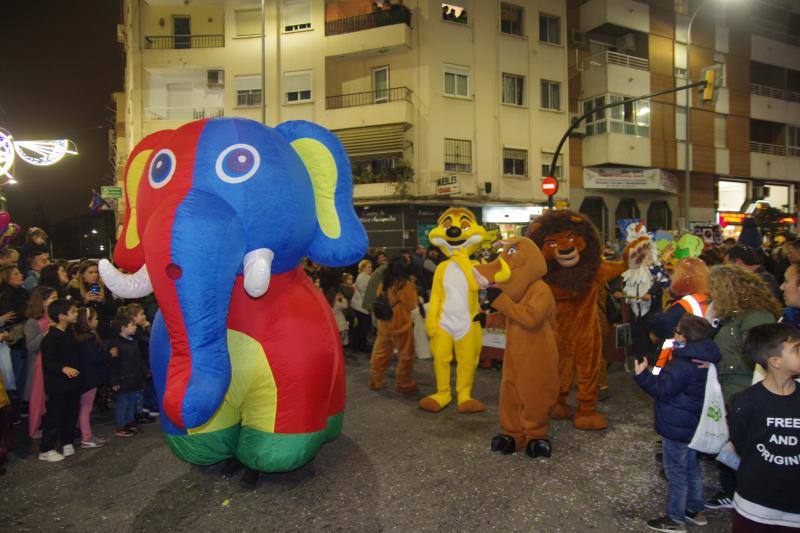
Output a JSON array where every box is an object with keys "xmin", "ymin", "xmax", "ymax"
[
  {"xmin": 276, "ymin": 120, "xmax": 368, "ymax": 267},
  {"xmin": 114, "ymin": 129, "xmax": 175, "ymax": 272}
]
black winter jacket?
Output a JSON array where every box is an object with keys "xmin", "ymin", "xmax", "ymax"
[
  {"xmin": 41, "ymin": 326, "xmax": 81, "ymax": 395},
  {"xmin": 77, "ymin": 337, "xmax": 111, "ymax": 394},
  {"xmin": 634, "ymin": 338, "xmax": 722, "ymax": 442},
  {"xmin": 107, "ymin": 335, "xmax": 144, "ymax": 393}
]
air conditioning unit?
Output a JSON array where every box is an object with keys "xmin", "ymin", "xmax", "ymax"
[
  {"xmin": 569, "ymin": 113, "xmax": 586, "ymax": 136},
  {"xmin": 616, "ymin": 33, "xmax": 636, "ymax": 54},
  {"xmin": 674, "ymin": 67, "xmax": 688, "ymax": 79},
  {"xmin": 569, "ymin": 29, "xmax": 587, "ymax": 47},
  {"xmin": 207, "ymin": 70, "xmax": 224, "ymax": 88}
]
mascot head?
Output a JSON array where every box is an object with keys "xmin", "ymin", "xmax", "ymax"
[
  {"xmin": 473, "ymin": 238, "xmax": 544, "ymax": 303},
  {"xmin": 670, "ymin": 257, "xmax": 709, "ymax": 297},
  {"xmin": 429, "ymin": 207, "xmax": 486, "ymax": 258},
  {"xmin": 527, "ymin": 210, "xmax": 601, "ymax": 293}
]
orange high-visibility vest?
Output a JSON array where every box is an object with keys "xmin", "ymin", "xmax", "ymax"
[{"xmin": 651, "ymin": 293, "xmax": 710, "ymax": 375}]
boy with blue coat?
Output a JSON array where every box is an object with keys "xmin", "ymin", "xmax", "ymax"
[{"xmin": 634, "ymin": 314, "xmax": 722, "ymax": 532}]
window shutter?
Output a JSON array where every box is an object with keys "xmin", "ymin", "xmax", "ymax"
[
  {"xmin": 235, "ymin": 9, "xmax": 261, "ymax": 36},
  {"xmin": 236, "ymin": 75, "xmax": 262, "ymax": 92}
]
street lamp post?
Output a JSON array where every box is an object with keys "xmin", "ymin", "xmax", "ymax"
[{"xmin": 684, "ymin": 0, "xmax": 717, "ymax": 230}]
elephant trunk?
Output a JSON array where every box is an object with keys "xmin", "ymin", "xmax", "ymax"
[
  {"xmin": 98, "ymin": 260, "xmax": 153, "ymax": 298},
  {"xmin": 473, "ymin": 257, "xmax": 511, "ymax": 289},
  {"xmin": 144, "ymin": 190, "xmax": 247, "ymax": 429}
]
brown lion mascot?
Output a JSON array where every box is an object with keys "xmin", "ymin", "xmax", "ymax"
[{"xmin": 528, "ymin": 210, "xmax": 627, "ymax": 430}]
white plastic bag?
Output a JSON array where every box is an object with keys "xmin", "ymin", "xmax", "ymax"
[
  {"xmin": 689, "ymin": 364, "xmax": 728, "ymax": 454},
  {"xmin": 0, "ymin": 342, "xmax": 15, "ymax": 392}
]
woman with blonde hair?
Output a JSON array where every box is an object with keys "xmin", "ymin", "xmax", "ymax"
[
  {"xmin": 706, "ymin": 264, "xmax": 783, "ymax": 510},
  {"xmin": 349, "ymin": 259, "xmax": 374, "ymax": 353}
]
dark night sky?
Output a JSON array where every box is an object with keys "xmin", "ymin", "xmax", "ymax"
[{"xmin": 0, "ymin": 0, "xmax": 123, "ymax": 230}]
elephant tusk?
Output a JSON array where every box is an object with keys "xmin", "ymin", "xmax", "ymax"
[
  {"xmin": 98, "ymin": 259, "xmax": 153, "ymax": 298},
  {"xmin": 243, "ymin": 247, "xmax": 274, "ymax": 298}
]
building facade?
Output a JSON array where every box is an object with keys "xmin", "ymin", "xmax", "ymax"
[
  {"xmin": 119, "ymin": 0, "xmax": 571, "ymax": 251},
  {"xmin": 566, "ymin": 0, "xmax": 800, "ymax": 241}
]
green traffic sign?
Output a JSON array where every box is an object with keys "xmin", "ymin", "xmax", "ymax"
[{"xmin": 101, "ymin": 186, "xmax": 123, "ymax": 199}]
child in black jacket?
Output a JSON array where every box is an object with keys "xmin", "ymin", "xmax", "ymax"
[
  {"xmin": 107, "ymin": 316, "xmax": 143, "ymax": 438},
  {"xmin": 39, "ymin": 299, "xmax": 80, "ymax": 462},
  {"xmin": 730, "ymin": 324, "xmax": 800, "ymax": 531}
]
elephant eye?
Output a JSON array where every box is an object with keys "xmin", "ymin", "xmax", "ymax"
[
  {"xmin": 507, "ymin": 247, "xmax": 517, "ymax": 255},
  {"xmin": 149, "ymin": 149, "xmax": 176, "ymax": 189},
  {"xmin": 216, "ymin": 144, "xmax": 260, "ymax": 184}
]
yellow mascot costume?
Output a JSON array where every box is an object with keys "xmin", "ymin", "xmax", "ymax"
[{"xmin": 419, "ymin": 208, "xmax": 503, "ymax": 413}]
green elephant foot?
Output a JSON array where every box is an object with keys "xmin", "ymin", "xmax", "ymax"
[
  {"xmin": 237, "ymin": 413, "xmax": 344, "ymax": 473},
  {"xmin": 163, "ymin": 424, "xmax": 241, "ymax": 466}
]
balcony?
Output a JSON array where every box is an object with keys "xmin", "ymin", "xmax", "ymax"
[
  {"xmin": 750, "ymin": 83, "xmax": 800, "ymax": 124},
  {"xmin": 144, "ymin": 34, "xmax": 224, "ymax": 49},
  {"xmin": 580, "ymin": 0, "xmax": 649, "ymax": 34},
  {"xmin": 750, "ymin": 142, "xmax": 800, "ymax": 180},
  {"xmin": 325, "ymin": 5, "xmax": 411, "ymax": 36},
  {"xmin": 326, "ymin": 86, "xmax": 411, "ymax": 109},
  {"xmin": 325, "ymin": 6, "xmax": 412, "ymax": 58},
  {"xmin": 144, "ymin": 106, "xmax": 224, "ymax": 121},
  {"xmin": 750, "ymin": 141, "xmax": 786, "ymax": 156},
  {"xmin": 324, "ymin": 88, "xmax": 414, "ymax": 131},
  {"xmin": 580, "ymin": 51, "xmax": 650, "ymax": 98}
]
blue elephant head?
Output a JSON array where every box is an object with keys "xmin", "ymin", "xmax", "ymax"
[{"xmin": 100, "ymin": 118, "xmax": 367, "ymax": 429}]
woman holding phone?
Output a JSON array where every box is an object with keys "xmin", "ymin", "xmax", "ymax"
[{"xmin": 67, "ymin": 261, "xmax": 118, "ymax": 339}]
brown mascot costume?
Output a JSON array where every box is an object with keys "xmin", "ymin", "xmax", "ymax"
[
  {"xmin": 473, "ymin": 238, "xmax": 559, "ymax": 458},
  {"xmin": 528, "ymin": 211, "xmax": 626, "ymax": 431}
]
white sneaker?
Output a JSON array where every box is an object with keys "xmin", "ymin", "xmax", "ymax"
[
  {"xmin": 62, "ymin": 444, "xmax": 76, "ymax": 457},
  {"xmin": 81, "ymin": 437, "xmax": 105, "ymax": 449},
  {"xmin": 38, "ymin": 450, "xmax": 65, "ymax": 462}
]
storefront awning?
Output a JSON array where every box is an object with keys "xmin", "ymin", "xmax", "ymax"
[
  {"xmin": 583, "ymin": 167, "xmax": 677, "ymax": 194},
  {"xmin": 333, "ymin": 123, "xmax": 407, "ymax": 157}
]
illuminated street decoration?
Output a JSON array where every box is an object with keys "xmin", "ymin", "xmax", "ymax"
[{"xmin": 0, "ymin": 127, "xmax": 78, "ymax": 184}]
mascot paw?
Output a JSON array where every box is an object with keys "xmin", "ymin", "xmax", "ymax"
[
  {"xmin": 491, "ymin": 434, "xmax": 517, "ymax": 454},
  {"xmin": 239, "ymin": 468, "xmax": 260, "ymax": 490},
  {"xmin": 549, "ymin": 402, "xmax": 574, "ymax": 420},
  {"xmin": 525, "ymin": 439, "xmax": 552, "ymax": 459},
  {"xmin": 573, "ymin": 410, "xmax": 608, "ymax": 431},
  {"xmin": 395, "ymin": 382, "xmax": 419, "ymax": 393},
  {"xmin": 456, "ymin": 399, "xmax": 487, "ymax": 413},
  {"xmin": 369, "ymin": 377, "xmax": 386, "ymax": 391},
  {"xmin": 418, "ymin": 396, "xmax": 447, "ymax": 412}
]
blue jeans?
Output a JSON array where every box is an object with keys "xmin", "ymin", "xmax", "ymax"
[
  {"xmin": 115, "ymin": 390, "xmax": 139, "ymax": 428},
  {"xmin": 662, "ymin": 438, "xmax": 705, "ymax": 522}
]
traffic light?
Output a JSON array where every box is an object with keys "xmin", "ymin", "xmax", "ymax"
[{"xmin": 699, "ymin": 65, "xmax": 723, "ymax": 104}]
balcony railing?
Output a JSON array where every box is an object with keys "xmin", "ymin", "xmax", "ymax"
[
  {"xmin": 582, "ymin": 50, "xmax": 649, "ymax": 72},
  {"xmin": 145, "ymin": 107, "xmax": 224, "ymax": 121},
  {"xmin": 750, "ymin": 141, "xmax": 786, "ymax": 156},
  {"xmin": 326, "ymin": 87, "xmax": 412, "ymax": 110},
  {"xmin": 144, "ymin": 34, "xmax": 224, "ymax": 49},
  {"xmin": 325, "ymin": 5, "xmax": 411, "ymax": 36},
  {"xmin": 750, "ymin": 83, "xmax": 800, "ymax": 103}
]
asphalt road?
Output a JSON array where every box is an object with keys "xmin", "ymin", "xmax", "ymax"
[{"xmin": 1, "ymin": 352, "xmax": 734, "ymax": 532}]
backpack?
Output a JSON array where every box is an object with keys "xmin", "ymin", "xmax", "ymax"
[{"xmin": 372, "ymin": 291, "xmax": 393, "ymax": 321}]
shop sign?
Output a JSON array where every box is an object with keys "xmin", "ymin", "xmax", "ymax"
[
  {"xmin": 357, "ymin": 206, "xmax": 402, "ymax": 231},
  {"xmin": 436, "ymin": 175, "xmax": 461, "ymax": 195},
  {"xmin": 483, "ymin": 205, "xmax": 544, "ymax": 224},
  {"xmin": 717, "ymin": 212, "xmax": 746, "ymax": 227},
  {"xmin": 583, "ymin": 168, "xmax": 678, "ymax": 194}
]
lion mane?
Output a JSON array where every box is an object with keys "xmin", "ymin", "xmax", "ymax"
[{"xmin": 526, "ymin": 210, "xmax": 602, "ymax": 294}]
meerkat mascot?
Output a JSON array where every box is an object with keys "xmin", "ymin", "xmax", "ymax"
[{"xmin": 419, "ymin": 207, "xmax": 503, "ymax": 413}]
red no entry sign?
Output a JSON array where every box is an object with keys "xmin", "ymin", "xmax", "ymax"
[{"xmin": 541, "ymin": 176, "xmax": 558, "ymax": 197}]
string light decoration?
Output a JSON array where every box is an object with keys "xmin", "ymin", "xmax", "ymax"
[{"xmin": 0, "ymin": 127, "xmax": 78, "ymax": 185}]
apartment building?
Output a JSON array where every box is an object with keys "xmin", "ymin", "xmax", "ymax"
[
  {"xmin": 566, "ymin": 0, "xmax": 800, "ymax": 241},
  {"xmin": 119, "ymin": 0, "xmax": 570, "ymax": 250}
]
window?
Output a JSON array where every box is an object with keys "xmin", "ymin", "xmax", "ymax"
[
  {"xmin": 444, "ymin": 138, "xmax": 472, "ymax": 172},
  {"xmin": 235, "ymin": 9, "xmax": 261, "ymax": 37},
  {"xmin": 502, "ymin": 73, "xmax": 524, "ymax": 105},
  {"xmin": 442, "ymin": 2, "xmax": 468, "ymax": 24},
  {"xmin": 647, "ymin": 201, "xmax": 672, "ymax": 231},
  {"xmin": 501, "ymin": 4, "xmax": 523, "ymax": 36},
  {"xmin": 444, "ymin": 64, "xmax": 470, "ymax": 98},
  {"xmin": 583, "ymin": 96, "xmax": 607, "ymax": 136},
  {"xmin": 579, "ymin": 197, "xmax": 608, "ymax": 240},
  {"xmin": 764, "ymin": 183, "xmax": 791, "ymax": 212},
  {"xmin": 540, "ymin": 80, "xmax": 561, "ymax": 110},
  {"xmin": 714, "ymin": 114, "xmax": 727, "ymax": 148},
  {"xmin": 284, "ymin": 70, "xmax": 312, "ymax": 103},
  {"xmin": 541, "ymin": 152, "xmax": 562, "ymax": 179},
  {"xmin": 283, "ymin": 0, "xmax": 311, "ymax": 32},
  {"xmin": 788, "ymin": 125, "xmax": 800, "ymax": 156},
  {"xmin": 609, "ymin": 95, "xmax": 649, "ymax": 137},
  {"xmin": 503, "ymin": 148, "xmax": 527, "ymax": 176},
  {"xmin": 717, "ymin": 180, "xmax": 747, "ymax": 211},
  {"xmin": 539, "ymin": 14, "xmax": 560, "ymax": 44},
  {"xmin": 236, "ymin": 75, "xmax": 262, "ymax": 107}
]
